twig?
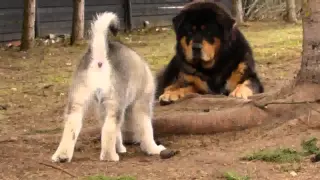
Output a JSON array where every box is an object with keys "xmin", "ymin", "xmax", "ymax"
[
  {"xmin": 252, "ymin": 99, "xmax": 320, "ymax": 109},
  {"xmin": 39, "ymin": 162, "xmax": 77, "ymax": 178},
  {"xmin": 245, "ymin": 0, "xmax": 261, "ymax": 17},
  {"xmin": 0, "ymin": 136, "xmax": 18, "ymax": 143}
]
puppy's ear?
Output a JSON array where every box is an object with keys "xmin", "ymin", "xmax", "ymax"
[
  {"xmin": 172, "ymin": 13, "xmax": 185, "ymax": 33},
  {"xmin": 213, "ymin": 3, "xmax": 237, "ymax": 41},
  {"xmin": 214, "ymin": 3, "xmax": 236, "ymax": 30},
  {"xmin": 109, "ymin": 24, "xmax": 119, "ymax": 36}
]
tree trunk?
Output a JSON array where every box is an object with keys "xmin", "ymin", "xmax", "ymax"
[
  {"xmin": 20, "ymin": 0, "xmax": 36, "ymax": 51},
  {"xmin": 232, "ymin": 0, "xmax": 244, "ymax": 24},
  {"xmin": 296, "ymin": 0, "xmax": 320, "ymax": 84},
  {"xmin": 286, "ymin": 0, "xmax": 298, "ymax": 23},
  {"xmin": 70, "ymin": 0, "xmax": 85, "ymax": 45}
]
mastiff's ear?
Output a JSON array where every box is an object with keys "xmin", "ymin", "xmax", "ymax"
[
  {"xmin": 212, "ymin": 3, "xmax": 237, "ymax": 42},
  {"xmin": 172, "ymin": 12, "xmax": 185, "ymax": 33}
]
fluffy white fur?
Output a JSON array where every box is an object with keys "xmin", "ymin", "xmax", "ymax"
[{"xmin": 51, "ymin": 12, "xmax": 165, "ymax": 163}]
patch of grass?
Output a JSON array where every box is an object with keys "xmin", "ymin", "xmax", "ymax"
[
  {"xmin": 241, "ymin": 137, "xmax": 320, "ymax": 164},
  {"xmin": 240, "ymin": 148, "xmax": 301, "ymax": 163},
  {"xmin": 85, "ymin": 175, "xmax": 136, "ymax": 180},
  {"xmin": 301, "ymin": 137, "xmax": 320, "ymax": 155},
  {"xmin": 223, "ymin": 171, "xmax": 250, "ymax": 180}
]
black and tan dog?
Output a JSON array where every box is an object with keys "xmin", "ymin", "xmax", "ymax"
[{"xmin": 156, "ymin": 1, "xmax": 264, "ymax": 105}]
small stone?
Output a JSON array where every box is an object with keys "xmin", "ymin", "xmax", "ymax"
[
  {"xmin": 56, "ymin": 37, "xmax": 63, "ymax": 43},
  {"xmin": 160, "ymin": 149, "xmax": 180, "ymax": 159},
  {"xmin": 311, "ymin": 153, "xmax": 320, "ymax": 163},
  {"xmin": 289, "ymin": 171, "xmax": 297, "ymax": 177},
  {"xmin": 43, "ymin": 39, "xmax": 49, "ymax": 45},
  {"xmin": 60, "ymin": 34, "xmax": 70, "ymax": 39},
  {"xmin": 66, "ymin": 62, "xmax": 72, "ymax": 66},
  {"xmin": 47, "ymin": 34, "xmax": 56, "ymax": 39},
  {"xmin": 143, "ymin": 21, "xmax": 150, "ymax": 28},
  {"xmin": 11, "ymin": 88, "xmax": 17, "ymax": 91}
]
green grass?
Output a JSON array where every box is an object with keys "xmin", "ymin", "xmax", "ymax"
[
  {"xmin": 223, "ymin": 171, "xmax": 250, "ymax": 180},
  {"xmin": 240, "ymin": 148, "xmax": 301, "ymax": 163},
  {"xmin": 241, "ymin": 137, "xmax": 320, "ymax": 163},
  {"xmin": 301, "ymin": 137, "xmax": 320, "ymax": 155},
  {"xmin": 85, "ymin": 175, "xmax": 136, "ymax": 180}
]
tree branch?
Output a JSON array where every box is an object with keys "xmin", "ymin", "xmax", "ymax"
[{"xmin": 39, "ymin": 162, "xmax": 77, "ymax": 178}]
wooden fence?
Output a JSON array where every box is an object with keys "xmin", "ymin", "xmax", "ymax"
[{"xmin": 0, "ymin": 0, "xmax": 189, "ymax": 43}]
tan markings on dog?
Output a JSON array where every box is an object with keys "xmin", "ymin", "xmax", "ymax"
[
  {"xmin": 159, "ymin": 85, "xmax": 197, "ymax": 102},
  {"xmin": 163, "ymin": 77, "xmax": 184, "ymax": 92},
  {"xmin": 229, "ymin": 80, "xmax": 253, "ymax": 99},
  {"xmin": 226, "ymin": 62, "xmax": 247, "ymax": 92},
  {"xmin": 201, "ymin": 37, "xmax": 221, "ymax": 68},
  {"xmin": 180, "ymin": 36, "xmax": 193, "ymax": 62},
  {"xmin": 181, "ymin": 73, "xmax": 210, "ymax": 94}
]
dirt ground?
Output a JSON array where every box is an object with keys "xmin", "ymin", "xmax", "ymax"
[{"xmin": 1, "ymin": 22, "xmax": 320, "ymax": 180}]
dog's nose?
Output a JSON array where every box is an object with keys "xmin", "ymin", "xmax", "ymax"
[{"xmin": 192, "ymin": 42, "xmax": 202, "ymax": 50}]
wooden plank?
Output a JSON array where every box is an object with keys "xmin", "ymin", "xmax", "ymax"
[
  {"xmin": 0, "ymin": 22, "xmax": 23, "ymax": 34},
  {"xmin": 38, "ymin": 0, "xmax": 72, "ymax": 8},
  {"xmin": 39, "ymin": 18, "xmax": 126, "ymax": 36},
  {"xmin": 0, "ymin": 9, "xmax": 23, "ymax": 23},
  {"xmin": 38, "ymin": 5, "xmax": 123, "ymax": 23},
  {"xmin": 131, "ymin": 14, "xmax": 175, "ymax": 29},
  {"xmin": 0, "ymin": 33, "xmax": 21, "ymax": 42},
  {"xmin": 38, "ymin": 0, "xmax": 124, "ymax": 8},
  {"xmin": 131, "ymin": 0, "xmax": 189, "ymax": 4},
  {"xmin": 86, "ymin": 5, "xmax": 124, "ymax": 19},
  {"xmin": 38, "ymin": 7, "xmax": 73, "ymax": 22},
  {"xmin": 39, "ymin": 21, "xmax": 73, "ymax": 36},
  {"xmin": 85, "ymin": 0, "xmax": 123, "ymax": 6},
  {"xmin": 0, "ymin": 0, "xmax": 24, "ymax": 9},
  {"xmin": 131, "ymin": 3, "xmax": 184, "ymax": 16}
]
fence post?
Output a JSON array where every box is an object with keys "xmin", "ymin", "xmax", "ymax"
[{"xmin": 124, "ymin": 0, "xmax": 132, "ymax": 32}]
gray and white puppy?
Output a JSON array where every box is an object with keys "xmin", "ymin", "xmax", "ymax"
[{"xmin": 51, "ymin": 12, "xmax": 166, "ymax": 163}]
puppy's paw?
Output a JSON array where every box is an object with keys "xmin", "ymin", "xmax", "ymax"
[
  {"xmin": 51, "ymin": 149, "xmax": 73, "ymax": 163},
  {"xmin": 116, "ymin": 144, "xmax": 127, "ymax": 154},
  {"xmin": 100, "ymin": 151, "xmax": 120, "ymax": 162},
  {"xmin": 159, "ymin": 90, "xmax": 185, "ymax": 105},
  {"xmin": 142, "ymin": 144, "xmax": 166, "ymax": 155},
  {"xmin": 229, "ymin": 83, "xmax": 253, "ymax": 99}
]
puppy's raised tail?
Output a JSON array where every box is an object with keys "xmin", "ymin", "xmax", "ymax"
[{"xmin": 89, "ymin": 12, "xmax": 119, "ymax": 62}]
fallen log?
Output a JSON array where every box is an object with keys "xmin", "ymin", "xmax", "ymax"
[
  {"xmin": 153, "ymin": 94, "xmax": 270, "ymax": 135},
  {"xmin": 152, "ymin": 84, "xmax": 320, "ymax": 135}
]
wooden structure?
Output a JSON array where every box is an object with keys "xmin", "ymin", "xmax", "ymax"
[{"xmin": 0, "ymin": 0, "xmax": 189, "ymax": 42}]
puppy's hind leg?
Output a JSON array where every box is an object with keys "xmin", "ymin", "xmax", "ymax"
[
  {"xmin": 51, "ymin": 86, "xmax": 91, "ymax": 163},
  {"xmin": 93, "ymin": 97, "xmax": 126, "ymax": 154},
  {"xmin": 100, "ymin": 101, "xmax": 124, "ymax": 161},
  {"xmin": 116, "ymin": 129, "xmax": 127, "ymax": 153},
  {"xmin": 131, "ymin": 97, "xmax": 166, "ymax": 155}
]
